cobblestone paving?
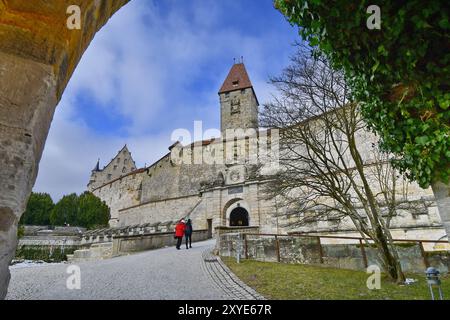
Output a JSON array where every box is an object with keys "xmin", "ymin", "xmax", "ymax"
[
  {"xmin": 201, "ymin": 250, "xmax": 266, "ymax": 300},
  {"xmin": 6, "ymin": 239, "xmax": 264, "ymax": 300}
]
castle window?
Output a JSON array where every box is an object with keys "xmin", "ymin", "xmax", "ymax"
[
  {"xmin": 117, "ymin": 158, "xmax": 121, "ymax": 163},
  {"xmin": 107, "ymin": 174, "xmax": 112, "ymax": 180},
  {"xmin": 124, "ymin": 159, "xmax": 128, "ymax": 165},
  {"xmin": 241, "ymin": 89, "xmax": 246, "ymax": 94},
  {"xmin": 122, "ymin": 167, "xmax": 126, "ymax": 173},
  {"xmin": 114, "ymin": 165, "xmax": 117, "ymax": 170}
]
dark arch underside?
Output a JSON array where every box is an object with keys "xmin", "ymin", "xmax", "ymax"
[{"xmin": 229, "ymin": 207, "xmax": 249, "ymax": 227}]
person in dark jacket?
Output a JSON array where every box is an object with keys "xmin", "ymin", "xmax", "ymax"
[
  {"xmin": 185, "ymin": 219, "xmax": 193, "ymax": 249},
  {"xmin": 175, "ymin": 219, "xmax": 186, "ymax": 250}
]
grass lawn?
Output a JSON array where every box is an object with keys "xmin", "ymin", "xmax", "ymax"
[{"xmin": 222, "ymin": 257, "xmax": 450, "ymax": 300}]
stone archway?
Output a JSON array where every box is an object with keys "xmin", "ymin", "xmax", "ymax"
[
  {"xmin": 229, "ymin": 207, "xmax": 249, "ymax": 227},
  {"xmin": 222, "ymin": 198, "xmax": 251, "ymax": 227},
  {"xmin": 0, "ymin": 0, "xmax": 130, "ymax": 299}
]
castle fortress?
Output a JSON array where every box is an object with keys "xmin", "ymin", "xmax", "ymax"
[{"xmin": 87, "ymin": 63, "xmax": 447, "ymax": 241}]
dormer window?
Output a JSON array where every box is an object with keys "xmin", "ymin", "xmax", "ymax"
[{"xmin": 232, "ymin": 80, "xmax": 239, "ymax": 87}]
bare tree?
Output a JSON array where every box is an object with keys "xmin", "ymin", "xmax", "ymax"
[{"xmin": 260, "ymin": 46, "xmax": 409, "ymax": 282}]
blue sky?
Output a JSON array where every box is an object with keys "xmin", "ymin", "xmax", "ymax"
[{"xmin": 33, "ymin": 0, "xmax": 300, "ymax": 201}]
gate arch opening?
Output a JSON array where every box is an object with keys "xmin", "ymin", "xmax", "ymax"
[{"xmin": 229, "ymin": 207, "xmax": 249, "ymax": 227}]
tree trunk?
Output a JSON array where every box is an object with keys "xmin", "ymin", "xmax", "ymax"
[
  {"xmin": 373, "ymin": 225, "xmax": 406, "ymax": 283},
  {"xmin": 431, "ymin": 181, "xmax": 450, "ymax": 242}
]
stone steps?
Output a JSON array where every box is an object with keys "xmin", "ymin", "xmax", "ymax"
[{"xmin": 67, "ymin": 242, "xmax": 113, "ymax": 263}]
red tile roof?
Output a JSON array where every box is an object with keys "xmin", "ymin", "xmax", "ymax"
[
  {"xmin": 218, "ymin": 63, "xmax": 253, "ymax": 94},
  {"xmin": 189, "ymin": 138, "xmax": 216, "ymax": 148}
]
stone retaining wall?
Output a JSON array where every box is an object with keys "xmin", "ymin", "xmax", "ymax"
[
  {"xmin": 220, "ymin": 233, "xmax": 450, "ymax": 274},
  {"xmin": 215, "ymin": 226, "xmax": 260, "ymax": 254},
  {"xmin": 19, "ymin": 235, "xmax": 82, "ymax": 247},
  {"xmin": 113, "ymin": 229, "xmax": 210, "ymax": 255}
]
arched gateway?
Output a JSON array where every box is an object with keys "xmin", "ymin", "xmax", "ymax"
[
  {"xmin": 223, "ymin": 198, "xmax": 251, "ymax": 227},
  {"xmin": 229, "ymin": 207, "xmax": 249, "ymax": 227}
]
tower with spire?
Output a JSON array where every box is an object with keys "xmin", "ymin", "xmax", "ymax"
[
  {"xmin": 218, "ymin": 62, "xmax": 259, "ymax": 134},
  {"xmin": 87, "ymin": 145, "xmax": 137, "ymax": 191}
]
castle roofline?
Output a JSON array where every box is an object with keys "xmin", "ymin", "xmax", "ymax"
[
  {"xmin": 218, "ymin": 63, "xmax": 254, "ymax": 95},
  {"xmin": 90, "ymin": 167, "xmax": 148, "ymax": 192},
  {"xmin": 92, "ymin": 158, "xmax": 101, "ymax": 172},
  {"xmin": 101, "ymin": 144, "xmax": 135, "ymax": 170}
]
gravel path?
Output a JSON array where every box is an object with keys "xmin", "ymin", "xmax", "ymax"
[{"xmin": 6, "ymin": 239, "xmax": 230, "ymax": 300}]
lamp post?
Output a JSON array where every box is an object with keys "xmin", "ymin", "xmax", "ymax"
[{"xmin": 425, "ymin": 267, "xmax": 444, "ymax": 300}]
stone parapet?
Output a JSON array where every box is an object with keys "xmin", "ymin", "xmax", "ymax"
[{"xmin": 112, "ymin": 229, "xmax": 209, "ymax": 255}]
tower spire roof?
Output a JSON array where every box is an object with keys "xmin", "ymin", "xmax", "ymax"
[
  {"xmin": 218, "ymin": 62, "xmax": 253, "ymax": 94},
  {"xmin": 92, "ymin": 158, "xmax": 100, "ymax": 172}
]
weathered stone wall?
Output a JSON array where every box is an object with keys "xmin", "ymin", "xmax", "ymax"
[
  {"xmin": 92, "ymin": 170, "xmax": 145, "ymax": 227},
  {"xmin": 118, "ymin": 194, "xmax": 202, "ymax": 227},
  {"xmin": 141, "ymin": 154, "xmax": 179, "ymax": 202},
  {"xmin": 19, "ymin": 225, "xmax": 84, "ymax": 247},
  {"xmin": 140, "ymin": 153, "xmax": 224, "ymax": 203},
  {"xmin": 287, "ymin": 201, "xmax": 442, "ymax": 231},
  {"xmin": 112, "ymin": 229, "xmax": 209, "ymax": 254},
  {"xmin": 88, "ymin": 146, "xmax": 137, "ymax": 190},
  {"xmin": 18, "ymin": 236, "xmax": 81, "ymax": 248},
  {"xmin": 23, "ymin": 225, "xmax": 86, "ymax": 236},
  {"xmin": 431, "ymin": 181, "xmax": 450, "ymax": 244},
  {"xmin": 0, "ymin": 52, "xmax": 58, "ymax": 300},
  {"xmin": 220, "ymin": 88, "xmax": 258, "ymax": 133},
  {"xmin": 16, "ymin": 226, "xmax": 85, "ymax": 262},
  {"xmin": 297, "ymin": 228, "xmax": 449, "ymax": 253},
  {"xmin": 214, "ymin": 226, "xmax": 260, "ymax": 254},
  {"xmin": 220, "ymin": 233, "xmax": 450, "ymax": 274}
]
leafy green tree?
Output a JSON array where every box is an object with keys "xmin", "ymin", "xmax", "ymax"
[
  {"xmin": 49, "ymin": 192, "xmax": 109, "ymax": 229},
  {"xmin": 20, "ymin": 192, "xmax": 54, "ymax": 226},
  {"xmin": 275, "ymin": 0, "xmax": 450, "ymax": 235},
  {"xmin": 78, "ymin": 192, "xmax": 110, "ymax": 229},
  {"xmin": 49, "ymin": 193, "xmax": 79, "ymax": 226}
]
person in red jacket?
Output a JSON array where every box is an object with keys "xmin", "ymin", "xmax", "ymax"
[{"xmin": 174, "ymin": 219, "xmax": 186, "ymax": 250}]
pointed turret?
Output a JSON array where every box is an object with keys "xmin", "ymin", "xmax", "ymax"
[
  {"xmin": 87, "ymin": 145, "xmax": 137, "ymax": 191},
  {"xmin": 92, "ymin": 159, "xmax": 101, "ymax": 172}
]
